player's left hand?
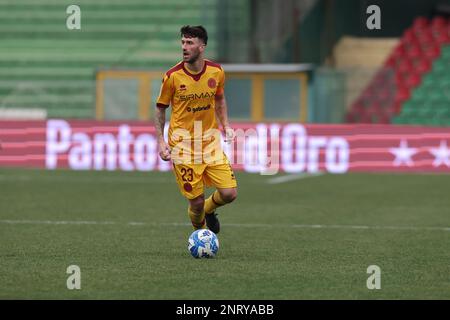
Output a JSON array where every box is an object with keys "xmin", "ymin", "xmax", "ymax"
[{"xmin": 223, "ymin": 126, "xmax": 235, "ymax": 144}]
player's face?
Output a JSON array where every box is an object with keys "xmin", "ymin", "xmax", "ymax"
[{"xmin": 181, "ymin": 36, "xmax": 204, "ymax": 63}]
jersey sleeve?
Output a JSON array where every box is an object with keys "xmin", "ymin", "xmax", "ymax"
[
  {"xmin": 216, "ymin": 68, "xmax": 225, "ymax": 98},
  {"xmin": 156, "ymin": 73, "xmax": 174, "ymax": 108}
]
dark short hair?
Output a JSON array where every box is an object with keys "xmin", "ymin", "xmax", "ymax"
[{"xmin": 180, "ymin": 25, "xmax": 208, "ymax": 45}]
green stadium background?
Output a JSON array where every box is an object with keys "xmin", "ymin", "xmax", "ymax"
[
  {"xmin": 1, "ymin": 0, "xmax": 450, "ymax": 302},
  {"xmin": 1, "ymin": 0, "xmax": 449, "ymax": 125}
]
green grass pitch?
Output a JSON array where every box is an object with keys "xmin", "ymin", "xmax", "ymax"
[{"xmin": 0, "ymin": 168, "xmax": 449, "ymax": 299}]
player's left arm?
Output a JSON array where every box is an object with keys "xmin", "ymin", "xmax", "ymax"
[
  {"xmin": 215, "ymin": 69, "xmax": 234, "ymax": 143},
  {"xmin": 215, "ymin": 93, "xmax": 234, "ymax": 143}
]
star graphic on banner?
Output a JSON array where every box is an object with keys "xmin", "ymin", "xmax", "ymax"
[
  {"xmin": 429, "ymin": 140, "xmax": 450, "ymax": 167},
  {"xmin": 389, "ymin": 140, "xmax": 417, "ymax": 167}
]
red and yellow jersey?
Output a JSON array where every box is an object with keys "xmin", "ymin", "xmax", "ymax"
[{"xmin": 156, "ymin": 59, "xmax": 225, "ymax": 148}]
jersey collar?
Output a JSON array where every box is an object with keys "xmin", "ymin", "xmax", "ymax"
[{"xmin": 182, "ymin": 61, "xmax": 207, "ymax": 81}]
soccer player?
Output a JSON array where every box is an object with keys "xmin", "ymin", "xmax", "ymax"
[{"xmin": 154, "ymin": 25, "xmax": 237, "ymax": 234}]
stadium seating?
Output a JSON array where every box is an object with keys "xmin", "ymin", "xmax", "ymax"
[
  {"xmin": 0, "ymin": 0, "xmax": 219, "ymax": 118},
  {"xmin": 347, "ymin": 16, "xmax": 450, "ymax": 125}
]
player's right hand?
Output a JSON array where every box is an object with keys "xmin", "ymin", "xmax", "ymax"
[{"xmin": 158, "ymin": 141, "xmax": 171, "ymax": 161}]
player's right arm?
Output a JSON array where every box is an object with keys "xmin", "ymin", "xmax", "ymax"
[
  {"xmin": 154, "ymin": 106, "xmax": 171, "ymax": 161},
  {"xmin": 155, "ymin": 73, "xmax": 174, "ymax": 161}
]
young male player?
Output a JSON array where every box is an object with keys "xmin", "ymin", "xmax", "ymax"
[{"xmin": 154, "ymin": 25, "xmax": 237, "ymax": 233}]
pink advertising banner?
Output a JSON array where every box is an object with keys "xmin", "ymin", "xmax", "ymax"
[{"xmin": 1, "ymin": 120, "xmax": 450, "ymax": 173}]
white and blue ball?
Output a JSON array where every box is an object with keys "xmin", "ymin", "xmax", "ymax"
[{"xmin": 188, "ymin": 229, "xmax": 219, "ymax": 258}]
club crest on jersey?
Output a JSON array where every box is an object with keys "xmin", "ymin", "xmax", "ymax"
[{"xmin": 208, "ymin": 78, "xmax": 216, "ymax": 89}]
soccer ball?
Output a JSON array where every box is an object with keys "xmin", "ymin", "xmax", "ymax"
[{"xmin": 188, "ymin": 229, "xmax": 219, "ymax": 258}]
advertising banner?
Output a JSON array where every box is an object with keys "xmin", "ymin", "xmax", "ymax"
[{"xmin": 1, "ymin": 120, "xmax": 450, "ymax": 173}]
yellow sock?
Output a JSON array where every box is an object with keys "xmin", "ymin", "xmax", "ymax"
[
  {"xmin": 188, "ymin": 207, "xmax": 206, "ymax": 230},
  {"xmin": 204, "ymin": 190, "xmax": 226, "ymax": 214}
]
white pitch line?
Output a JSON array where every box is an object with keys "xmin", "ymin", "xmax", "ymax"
[
  {"xmin": 0, "ymin": 219, "xmax": 449, "ymax": 232},
  {"xmin": 0, "ymin": 219, "xmax": 116, "ymax": 225},
  {"xmin": 266, "ymin": 172, "xmax": 325, "ymax": 184},
  {"xmin": 0, "ymin": 174, "xmax": 173, "ymax": 184}
]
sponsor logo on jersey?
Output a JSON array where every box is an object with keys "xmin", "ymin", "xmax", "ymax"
[
  {"xmin": 180, "ymin": 91, "xmax": 216, "ymax": 102},
  {"xmin": 186, "ymin": 105, "xmax": 211, "ymax": 113}
]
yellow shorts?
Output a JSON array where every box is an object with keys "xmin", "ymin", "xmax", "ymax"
[{"xmin": 172, "ymin": 153, "xmax": 237, "ymax": 199}]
